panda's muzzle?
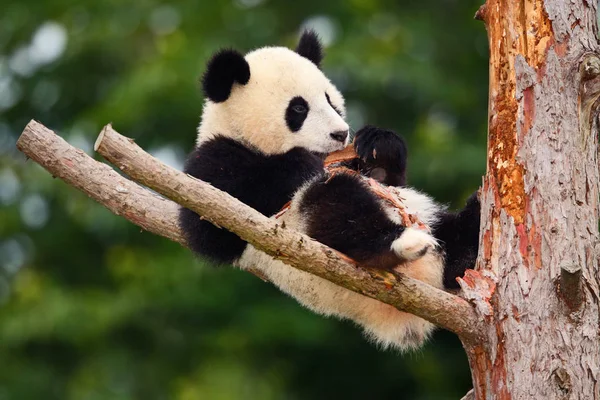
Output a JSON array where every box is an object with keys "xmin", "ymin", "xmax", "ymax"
[{"xmin": 330, "ymin": 130, "xmax": 349, "ymax": 143}]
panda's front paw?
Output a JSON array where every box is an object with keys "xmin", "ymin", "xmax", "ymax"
[
  {"xmin": 391, "ymin": 228, "xmax": 438, "ymax": 262},
  {"xmin": 353, "ymin": 125, "xmax": 408, "ymax": 187}
]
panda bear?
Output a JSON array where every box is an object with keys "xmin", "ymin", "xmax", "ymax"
[{"xmin": 179, "ymin": 31, "xmax": 480, "ymax": 351}]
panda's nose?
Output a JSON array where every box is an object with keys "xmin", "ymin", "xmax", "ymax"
[{"xmin": 330, "ymin": 130, "xmax": 348, "ymax": 143}]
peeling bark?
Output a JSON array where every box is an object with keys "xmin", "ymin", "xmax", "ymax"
[{"xmin": 469, "ymin": 0, "xmax": 600, "ymax": 398}]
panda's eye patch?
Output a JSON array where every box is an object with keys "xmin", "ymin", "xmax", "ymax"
[
  {"xmin": 285, "ymin": 96, "xmax": 310, "ymax": 132},
  {"xmin": 292, "ymin": 104, "xmax": 308, "ymax": 114}
]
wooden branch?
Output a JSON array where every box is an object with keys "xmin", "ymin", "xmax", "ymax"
[
  {"xmin": 94, "ymin": 123, "xmax": 484, "ymax": 343},
  {"xmin": 15, "ymin": 120, "xmax": 270, "ymax": 281},
  {"xmin": 15, "ymin": 120, "xmax": 186, "ymax": 246},
  {"xmin": 16, "ymin": 120, "xmax": 484, "ymax": 343}
]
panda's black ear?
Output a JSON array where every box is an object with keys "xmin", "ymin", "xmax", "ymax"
[
  {"xmin": 202, "ymin": 49, "xmax": 250, "ymax": 103},
  {"xmin": 295, "ymin": 29, "xmax": 323, "ymax": 68}
]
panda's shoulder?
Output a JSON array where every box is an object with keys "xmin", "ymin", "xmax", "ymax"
[
  {"xmin": 196, "ymin": 135, "xmax": 260, "ymax": 158},
  {"xmin": 195, "ymin": 135, "xmax": 268, "ymax": 165},
  {"xmin": 184, "ymin": 135, "xmax": 262, "ymax": 179}
]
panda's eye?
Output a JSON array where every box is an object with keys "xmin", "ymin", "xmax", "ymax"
[{"xmin": 292, "ymin": 104, "xmax": 308, "ymax": 114}]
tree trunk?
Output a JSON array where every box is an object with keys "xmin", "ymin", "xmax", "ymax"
[{"xmin": 466, "ymin": 0, "xmax": 600, "ymax": 399}]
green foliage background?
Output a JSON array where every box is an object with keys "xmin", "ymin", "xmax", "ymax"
[{"xmin": 0, "ymin": 0, "xmax": 488, "ymax": 398}]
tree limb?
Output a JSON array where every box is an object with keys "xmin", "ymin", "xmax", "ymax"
[
  {"xmin": 15, "ymin": 120, "xmax": 186, "ymax": 246},
  {"xmin": 17, "ymin": 120, "xmax": 484, "ymax": 343},
  {"xmin": 14, "ymin": 120, "xmax": 269, "ymax": 281}
]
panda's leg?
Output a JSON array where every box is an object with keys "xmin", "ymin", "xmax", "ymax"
[
  {"xmin": 433, "ymin": 192, "xmax": 481, "ymax": 289},
  {"xmin": 297, "ymin": 173, "xmax": 437, "ymax": 269}
]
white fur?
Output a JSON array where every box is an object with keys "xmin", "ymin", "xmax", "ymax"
[
  {"xmin": 235, "ymin": 184, "xmax": 445, "ymax": 351},
  {"xmin": 197, "ymin": 46, "xmax": 349, "ymax": 154},
  {"xmin": 384, "ymin": 186, "xmax": 444, "ymax": 227}
]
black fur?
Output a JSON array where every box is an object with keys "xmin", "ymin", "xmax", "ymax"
[
  {"xmin": 349, "ymin": 125, "xmax": 480, "ymax": 287},
  {"xmin": 295, "ymin": 30, "xmax": 323, "ymax": 67},
  {"xmin": 285, "ymin": 96, "xmax": 309, "ymax": 132},
  {"xmin": 179, "ymin": 136, "xmax": 324, "ymax": 264},
  {"xmin": 180, "ymin": 124, "xmax": 480, "ymax": 289},
  {"xmin": 352, "ymin": 125, "xmax": 408, "ymax": 187},
  {"xmin": 433, "ymin": 192, "xmax": 481, "ymax": 289},
  {"xmin": 300, "ymin": 173, "xmax": 406, "ymax": 270},
  {"xmin": 202, "ymin": 49, "xmax": 250, "ymax": 103}
]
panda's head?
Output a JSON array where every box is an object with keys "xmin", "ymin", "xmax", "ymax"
[{"xmin": 197, "ymin": 30, "xmax": 349, "ymax": 154}]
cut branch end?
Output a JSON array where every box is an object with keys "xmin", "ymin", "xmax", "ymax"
[
  {"xmin": 94, "ymin": 124, "xmax": 109, "ymax": 152},
  {"xmin": 559, "ymin": 264, "xmax": 583, "ymax": 311}
]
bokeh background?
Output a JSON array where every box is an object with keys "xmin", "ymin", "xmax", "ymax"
[{"xmin": 0, "ymin": 0, "xmax": 488, "ymax": 399}]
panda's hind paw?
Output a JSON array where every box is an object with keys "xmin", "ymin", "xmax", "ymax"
[{"xmin": 391, "ymin": 228, "xmax": 438, "ymax": 262}]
